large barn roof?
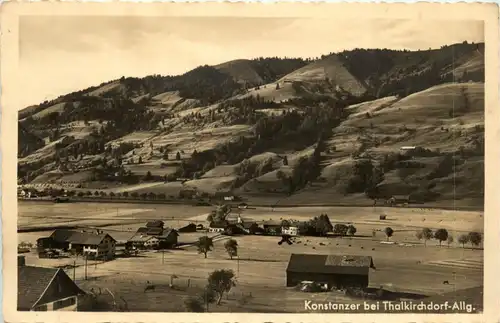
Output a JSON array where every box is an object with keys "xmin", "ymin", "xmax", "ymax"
[
  {"xmin": 50, "ymin": 229, "xmax": 116, "ymax": 245},
  {"xmin": 286, "ymin": 254, "xmax": 375, "ymax": 276},
  {"xmin": 18, "ymin": 266, "xmax": 85, "ymax": 310}
]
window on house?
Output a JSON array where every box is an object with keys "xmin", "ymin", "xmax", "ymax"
[
  {"xmin": 34, "ymin": 304, "xmax": 48, "ymax": 311},
  {"xmin": 53, "ymin": 297, "xmax": 76, "ymax": 310}
]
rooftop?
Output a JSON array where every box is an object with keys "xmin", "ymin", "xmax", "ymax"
[
  {"xmin": 133, "ymin": 227, "xmax": 178, "ymax": 239},
  {"xmin": 128, "ymin": 234, "xmax": 158, "ymax": 243},
  {"xmin": 18, "ymin": 266, "xmax": 84, "ymax": 310},
  {"xmin": 286, "ymin": 254, "xmax": 375, "ymax": 276},
  {"xmin": 50, "ymin": 229, "xmax": 116, "ymax": 245},
  {"xmin": 18, "ymin": 266, "xmax": 59, "ymax": 310}
]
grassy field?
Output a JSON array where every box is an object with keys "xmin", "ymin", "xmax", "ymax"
[
  {"xmin": 22, "ymin": 233, "xmax": 483, "ymax": 312},
  {"xmin": 18, "ymin": 201, "xmax": 483, "ymax": 312}
]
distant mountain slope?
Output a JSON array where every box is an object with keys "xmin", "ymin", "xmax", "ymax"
[
  {"xmin": 280, "ymin": 54, "xmax": 368, "ymax": 97},
  {"xmin": 337, "ymin": 42, "xmax": 484, "ymax": 98},
  {"xmin": 17, "ymin": 42, "xmax": 485, "ymax": 207},
  {"xmin": 18, "ymin": 123, "xmax": 44, "ymax": 158},
  {"xmin": 215, "ymin": 59, "xmax": 265, "ymax": 85}
]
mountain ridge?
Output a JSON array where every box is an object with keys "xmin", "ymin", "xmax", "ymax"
[{"xmin": 18, "ymin": 41, "xmax": 485, "ymax": 207}]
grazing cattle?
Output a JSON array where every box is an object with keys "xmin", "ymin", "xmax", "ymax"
[
  {"xmin": 348, "ymin": 245, "xmax": 351, "ymax": 247},
  {"xmin": 278, "ymin": 235, "xmax": 293, "ymax": 245},
  {"xmin": 312, "ymin": 246, "xmax": 316, "ymax": 249},
  {"xmin": 144, "ymin": 281, "xmax": 155, "ymax": 292},
  {"xmin": 416, "ymin": 260, "xmax": 421, "ymax": 264},
  {"xmin": 372, "ymin": 248, "xmax": 375, "ymax": 251},
  {"xmin": 443, "ymin": 280, "xmax": 450, "ymax": 285},
  {"xmin": 361, "ymin": 247, "xmax": 364, "ymax": 249}
]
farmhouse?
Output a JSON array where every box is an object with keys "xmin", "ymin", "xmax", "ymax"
[
  {"xmin": 127, "ymin": 234, "xmax": 160, "ymax": 249},
  {"xmin": 286, "ymin": 254, "xmax": 376, "ymax": 289},
  {"xmin": 129, "ymin": 223, "xmax": 179, "ymax": 249},
  {"xmin": 387, "ymin": 195, "xmax": 410, "ymax": 206},
  {"xmin": 262, "ymin": 220, "xmax": 283, "ymax": 235},
  {"xmin": 38, "ymin": 230, "xmax": 116, "ymax": 259},
  {"xmin": 240, "ymin": 221, "xmax": 260, "ymax": 234},
  {"xmin": 400, "ymin": 146, "xmax": 417, "ymax": 151},
  {"xmin": 208, "ymin": 222, "xmax": 228, "ymax": 233},
  {"xmin": 17, "ymin": 256, "xmax": 86, "ymax": 311},
  {"xmin": 213, "ymin": 191, "xmax": 237, "ymax": 201},
  {"xmin": 282, "ymin": 226, "xmax": 299, "ymax": 236}
]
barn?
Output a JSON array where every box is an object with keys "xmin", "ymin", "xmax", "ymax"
[{"xmin": 286, "ymin": 254, "xmax": 376, "ymax": 289}]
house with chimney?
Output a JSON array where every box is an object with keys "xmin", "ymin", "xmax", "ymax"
[
  {"xmin": 37, "ymin": 229, "xmax": 116, "ymax": 260},
  {"xmin": 17, "ymin": 255, "xmax": 86, "ymax": 311},
  {"xmin": 127, "ymin": 220, "xmax": 179, "ymax": 249}
]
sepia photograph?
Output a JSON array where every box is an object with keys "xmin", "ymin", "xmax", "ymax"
[{"xmin": 2, "ymin": 2, "xmax": 499, "ymax": 321}]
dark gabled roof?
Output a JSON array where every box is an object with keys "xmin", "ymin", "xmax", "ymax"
[
  {"xmin": 146, "ymin": 227, "xmax": 163, "ymax": 235},
  {"xmin": 146, "ymin": 220, "xmax": 164, "ymax": 228},
  {"xmin": 18, "ymin": 266, "xmax": 59, "ymax": 310},
  {"xmin": 158, "ymin": 228, "xmax": 179, "ymax": 239},
  {"xmin": 286, "ymin": 254, "xmax": 375, "ymax": 276},
  {"xmin": 18, "ymin": 266, "xmax": 85, "ymax": 310},
  {"xmin": 50, "ymin": 229, "xmax": 116, "ymax": 245},
  {"xmin": 127, "ymin": 234, "xmax": 158, "ymax": 243},
  {"xmin": 241, "ymin": 222, "xmax": 257, "ymax": 229},
  {"xmin": 137, "ymin": 227, "xmax": 149, "ymax": 233}
]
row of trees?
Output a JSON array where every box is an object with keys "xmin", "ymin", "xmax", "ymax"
[
  {"xmin": 416, "ymin": 228, "xmax": 482, "ymax": 248},
  {"xmin": 196, "ymin": 236, "xmax": 238, "ymax": 261}
]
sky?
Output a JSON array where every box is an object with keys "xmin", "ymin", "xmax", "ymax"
[{"xmin": 17, "ymin": 16, "xmax": 484, "ymax": 110}]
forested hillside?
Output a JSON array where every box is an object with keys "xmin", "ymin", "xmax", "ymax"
[{"xmin": 18, "ymin": 42, "xmax": 485, "ymax": 207}]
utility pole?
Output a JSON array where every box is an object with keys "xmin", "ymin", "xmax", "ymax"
[
  {"xmin": 73, "ymin": 260, "xmax": 76, "ymax": 281},
  {"xmin": 84, "ymin": 254, "xmax": 88, "ymax": 280},
  {"xmin": 162, "ymin": 249, "xmax": 165, "ymax": 264}
]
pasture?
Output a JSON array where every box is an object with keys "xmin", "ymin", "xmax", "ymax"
[
  {"xmin": 18, "ymin": 201, "xmax": 483, "ymax": 312},
  {"xmin": 55, "ymin": 232, "xmax": 482, "ymax": 312}
]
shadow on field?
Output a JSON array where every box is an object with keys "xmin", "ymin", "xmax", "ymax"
[{"xmin": 238, "ymin": 258, "xmax": 283, "ymax": 263}]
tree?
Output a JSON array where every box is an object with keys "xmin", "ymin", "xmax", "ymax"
[
  {"xmin": 122, "ymin": 191, "xmax": 129, "ymax": 198},
  {"xmin": 197, "ymin": 236, "xmax": 214, "ymax": 258},
  {"xmin": 434, "ymin": 228, "xmax": 449, "ymax": 246},
  {"xmin": 207, "ymin": 269, "xmax": 236, "ymax": 305},
  {"xmin": 176, "ymin": 152, "xmax": 181, "ymax": 160},
  {"xmin": 458, "ymin": 234, "xmax": 469, "ymax": 248},
  {"xmin": 283, "ymin": 156, "xmax": 288, "ymax": 166},
  {"xmin": 347, "ymin": 225, "xmax": 357, "ymax": 237},
  {"xmin": 313, "ymin": 214, "xmax": 333, "ymax": 236},
  {"xmin": 384, "ymin": 227, "xmax": 394, "ymax": 241},
  {"xmin": 144, "ymin": 171, "xmax": 153, "ymax": 181},
  {"xmin": 138, "ymin": 156, "xmax": 143, "ymax": 164},
  {"xmin": 333, "ymin": 224, "xmax": 349, "ymax": 237},
  {"xmin": 467, "ymin": 232, "xmax": 482, "ymax": 248},
  {"xmin": 419, "ymin": 228, "xmax": 433, "ymax": 246},
  {"xmin": 224, "ymin": 239, "xmax": 238, "ymax": 260},
  {"xmin": 447, "ymin": 235, "xmax": 454, "ymax": 248},
  {"xmin": 184, "ymin": 297, "xmax": 204, "ymax": 312},
  {"xmin": 109, "ymin": 192, "xmax": 115, "ymax": 199},
  {"xmin": 200, "ymin": 285, "xmax": 217, "ymax": 311}
]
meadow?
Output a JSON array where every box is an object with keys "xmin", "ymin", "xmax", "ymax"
[{"xmin": 17, "ymin": 201, "xmax": 484, "ymax": 312}]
